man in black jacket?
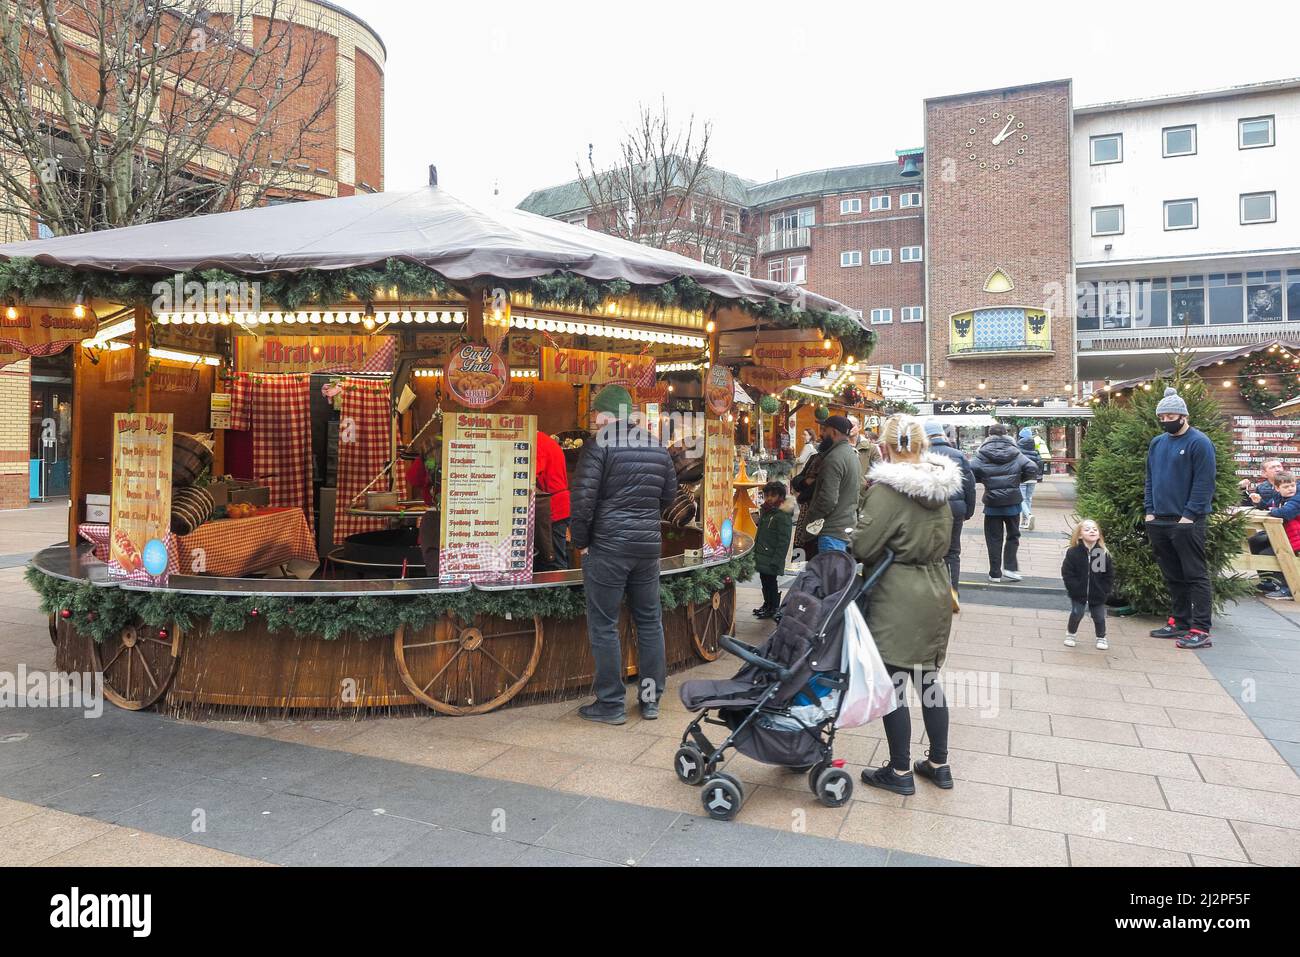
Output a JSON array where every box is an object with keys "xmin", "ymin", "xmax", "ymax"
[
  {"xmin": 925, "ymin": 420, "xmax": 976, "ymax": 593},
  {"xmin": 971, "ymin": 424, "xmax": 1039, "ymax": 583},
  {"xmin": 569, "ymin": 385, "xmax": 678, "ymax": 725}
]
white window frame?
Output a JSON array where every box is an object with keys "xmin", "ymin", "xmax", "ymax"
[
  {"xmin": 770, "ymin": 206, "xmax": 815, "ymax": 231},
  {"xmin": 1091, "ymin": 205, "xmax": 1124, "ymax": 236},
  {"xmin": 1089, "ymin": 133, "xmax": 1123, "ymax": 165},
  {"xmin": 767, "ymin": 259, "xmax": 784, "ymax": 282},
  {"xmin": 564, "ymin": 214, "xmax": 587, "ymax": 228},
  {"xmin": 840, "ymin": 250, "xmax": 862, "ymax": 267},
  {"xmin": 901, "ymin": 363, "xmax": 924, "ymax": 378},
  {"xmin": 690, "ymin": 203, "xmax": 710, "ymax": 225},
  {"xmin": 901, "ymin": 306, "xmax": 924, "ymax": 323},
  {"xmin": 733, "ymin": 255, "xmax": 751, "ymax": 277},
  {"xmin": 1163, "ymin": 198, "xmax": 1199, "ymax": 231},
  {"xmin": 901, "ymin": 245, "xmax": 922, "ymax": 262},
  {"xmin": 869, "ymin": 194, "xmax": 891, "ymax": 212},
  {"xmin": 870, "ymin": 308, "xmax": 893, "ymax": 324},
  {"xmin": 840, "ymin": 197, "xmax": 862, "ymax": 214},
  {"xmin": 721, "ymin": 209, "xmax": 740, "ymax": 232},
  {"xmin": 787, "ymin": 255, "xmax": 808, "ymax": 285},
  {"xmin": 1240, "ymin": 191, "xmax": 1276, "ymax": 225},
  {"xmin": 900, "ymin": 192, "xmax": 922, "ymax": 208},
  {"xmin": 870, "ymin": 248, "xmax": 892, "ymax": 265},
  {"xmin": 1162, "ymin": 125, "xmax": 1197, "ymax": 158},
  {"xmin": 1239, "ymin": 116, "xmax": 1275, "ymax": 150}
]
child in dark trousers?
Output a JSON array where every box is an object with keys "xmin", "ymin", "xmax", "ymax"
[
  {"xmin": 1061, "ymin": 519, "xmax": 1115, "ymax": 650},
  {"xmin": 752, "ymin": 481, "xmax": 794, "ymax": 619},
  {"xmin": 1250, "ymin": 471, "xmax": 1299, "ymax": 599}
]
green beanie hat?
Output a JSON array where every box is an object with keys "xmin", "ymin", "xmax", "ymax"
[{"xmin": 593, "ymin": 384, "xmax": 634, "ymax": 416}]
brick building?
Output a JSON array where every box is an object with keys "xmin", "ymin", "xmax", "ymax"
[
  {"xmin": 518, "ymin": 158, "xmax": 928, "ymax": 376},
  {"xmin": 0, "ymin": 0, "xmax": 385, "ymax": 509},
  {"xmin": 924, "ymin": 79, "xmax": 1076, "ymax": 403}
]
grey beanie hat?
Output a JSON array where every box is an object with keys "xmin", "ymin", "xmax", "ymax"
[{"xmin": 1155, "ymin": 387, "xmax": 1189, "ymax": 417}]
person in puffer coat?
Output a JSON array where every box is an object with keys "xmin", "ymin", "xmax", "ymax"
[
  {"xmin": 852, "ymin": 415, "xmax": 963, "ymax": 797},
  {"xmin": 924, "ymin": 420, "xmax": 976, "ymax": 593},
  {"xmin": 972, "ymin": 425, "xmax": 1039, "ymax": 583},
  {"xmin": 569, "ymin": 385, "xmax": 678, "ymax": 725},
  {"xmin": 1016, "ymin": 427, "xmax": 1044, "ymax": 530}
]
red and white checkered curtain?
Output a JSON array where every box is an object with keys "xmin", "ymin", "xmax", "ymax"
[
  {"xmin": 229, "ymin": 373, "xmax": 253, "ymax": 431},
  {"xmin": 333, "ymin": 377, "xmax": 392, "ymax": 544},
  {"xmin": 241, "ymin": 373, "xmax": 314, "ymax": 530}
]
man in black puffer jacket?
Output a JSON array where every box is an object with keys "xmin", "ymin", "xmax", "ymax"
[
  {"xmin": 971, "ymin": 424, "xmax": 1039, "ymax": 583},
  {"xmin": 569, "ymin": 385, "xmax": 678, "ymax": 725},
  {"xmin": 925, "ymin": 420, "xmax": 976, "ymax": 593}
]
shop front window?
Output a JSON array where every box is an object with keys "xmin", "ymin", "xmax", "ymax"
[
  {"xmin": 1170, "ymin": 277, "xmax": 1205, "ymax": 326},
  {"xmin": 1246, "ymin": 271, "xmax": 1283, "ymax": 323}
]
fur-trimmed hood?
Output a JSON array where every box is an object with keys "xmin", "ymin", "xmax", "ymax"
[{"xmin": 867, "ymin": 453, "xmax": 963, "ymax": 510}]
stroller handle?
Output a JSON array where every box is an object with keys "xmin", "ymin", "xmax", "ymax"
[
  {"xmin": 718, "ymin": 635, "xmax": 793, "ymax": 681},
  {"xmin": 854, "ymin": 549, "xmax": 895, "ymax": 602}
]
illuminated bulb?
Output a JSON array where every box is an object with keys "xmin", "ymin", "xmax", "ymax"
[
  {"xmin": 823, "ymin": 338, "xmax": 831, "ymax": 350},
  {"xmin": 5, "ymin": 305, "xmax": 16, "ymax": 320},
  {"xmin": 1257, "ymin": 378, "xmax": 1266, "ymax": 386},
  {"xmin": 938, "ymin": 379, "xmax": 946, "ymax": 388},
  {"xmin": 401, "ymin": 312, "xmax": 413, "ymax": 323},
  {"xmin": 73, "ymin": 303, "xmax": 86, "ymax": 319},
  {"xmin": 1021, "ymin": 380, "xmax": 1029, "ymax": 392},
  {"xmin": 706, "ymin": 320, "xmax": 715, "ymax": 334},
  {"xmin": 363, "ymin": 316, "xmax": 376, "ymax": 331},
  {"xmin": 978, "ymin": 379, "xmax": 987, "ymax": 390},
  {"xmin": 1222, "ymin": 380, "xmax": 1231, "ymax": 388},
  {"xmin": 323, "ymin": 312, "xmax": 335, "ymax": 324},
  {"xmin": 846, "ymin": 355, "xmax": 855, "ymax": 365}
]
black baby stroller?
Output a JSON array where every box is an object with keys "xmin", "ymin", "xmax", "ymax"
[{"xmin": 674, "ymin": 548, "xmax": 893, "ymax": 821}]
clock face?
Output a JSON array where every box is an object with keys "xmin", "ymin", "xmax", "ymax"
[{"xmin": 964, "ymin": 109, "xmax": 1030, "ymax": 171}]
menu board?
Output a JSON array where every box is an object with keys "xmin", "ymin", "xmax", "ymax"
[
  {"xmin": 109, "ymin": 413, "xmax": 174, "ymax": 578},
  {"xmin": 1231, "ymin": 416, "xmax": 1300, "ymax": 480},
  {"xmin": 702, "ymin": 416, "xmax": 734, "ymax": 557},
  {"xmin": 439, "ymin": 413, "xmax": 536, "ymax": 584}
]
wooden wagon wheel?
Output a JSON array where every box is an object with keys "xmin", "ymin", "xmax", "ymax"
[
  {"xmin": 92, "ymin": 624, "xmax": 183, "ymax": 711},
  {"xmin": 688, "ymin": 587, "xmax": 735, "ymax": 661},
  {"xmin": 394, "ymin": 615, "xmax": 543, "ymax": 715}
]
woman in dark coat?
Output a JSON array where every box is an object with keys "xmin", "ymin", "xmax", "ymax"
[{"xmin": 852, "ymin": 415, "xmax": 962, "ymax": 797}]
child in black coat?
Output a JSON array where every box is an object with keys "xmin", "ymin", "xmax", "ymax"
[{"xmin": 1061, "ymin": 519, "xmax": 1115, "ymax": 650}]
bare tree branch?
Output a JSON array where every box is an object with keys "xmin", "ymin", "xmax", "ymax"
[{"xmin": 0, "ymin": 0, "xmax": 341, "ymax": 236}]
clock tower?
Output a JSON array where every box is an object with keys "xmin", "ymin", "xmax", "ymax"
[{"xmin": 924, "ymin": 79, "xmax": 1075, "ymax": 403}]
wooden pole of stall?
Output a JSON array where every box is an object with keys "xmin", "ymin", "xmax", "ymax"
[
  {"xmin": 131, "ymin": 304, "xmax": 151, "ymax": 413},
  {"xmin": 466, "ymin": 287, "xmax": 485, "ymax": 341},
  {"xmin": 67, "ymin": 347, "xmax": 86, "ymax": 546}
]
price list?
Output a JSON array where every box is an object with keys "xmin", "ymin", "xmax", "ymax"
[{"xmin": 439, "ymin": 412, "xmax": 536, "ymax": 584}]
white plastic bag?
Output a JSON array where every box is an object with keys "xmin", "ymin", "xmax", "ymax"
[{"xmin": 835, "ymin": 601, "xmax": 899, "ymax": 728}]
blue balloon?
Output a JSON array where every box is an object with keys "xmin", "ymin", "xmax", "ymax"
[
  {"xmin": 142, "ymin": 538, "xmax": 168, "ymax": 576},
  {"xmin": 720, "ymin": 519, "xmax": 734, "ymax": 548}
]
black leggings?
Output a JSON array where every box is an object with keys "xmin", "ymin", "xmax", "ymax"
[
  {"xmin": 759, "ymin": 573, "xmax": 781, "ymax": 610},
  {"xmin": 880, "ymin": 665, "xmax": 949, "ymax": 771},
  {"xmin": 1068, "ymin": 601, "xmax": 1107, "ymax": 638}
]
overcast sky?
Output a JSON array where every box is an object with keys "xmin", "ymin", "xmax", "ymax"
[{"xmin": 342, "ymin": 0, "xmax": 1295, "ymax": 207}]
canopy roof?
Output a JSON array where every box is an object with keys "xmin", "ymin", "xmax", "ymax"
[{"xmin": 0, "ymin": 185, "xmax": 861, "ymax": 323}]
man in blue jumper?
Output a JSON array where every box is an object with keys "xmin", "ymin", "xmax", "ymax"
[{"xmin": 1144, "ymin": 387, "xmax": 1217, "ymax": 649}]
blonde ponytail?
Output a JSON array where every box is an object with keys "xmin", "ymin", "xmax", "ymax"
[{"xmin": 880, "ymin": 414, "xmax": 928, "ymax": 462}]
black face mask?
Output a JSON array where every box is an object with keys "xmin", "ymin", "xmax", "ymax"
[
  {"xmin": 1160, "ymin": 418, "xmax": 1186, "ymax": 435},
  {"xmin": 817, "ymin": 436, "xmax": 834, "ymax": 454}
]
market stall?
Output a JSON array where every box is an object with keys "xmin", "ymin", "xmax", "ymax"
[{"xmin": 5, "ymin": 180, "xmax": 869, "ymax": 716}]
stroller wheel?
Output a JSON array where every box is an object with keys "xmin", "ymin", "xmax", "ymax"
[
  {"xmin": 814, "ymin": 767, "xmax": 854, "ymax": 808},
  {"xmin": 673, "ymin": 745, "xmax": 708, "ymax": 786},
  {"xmin": 807, "ymin": 761, "xmax": 831, "ymax": 795},
  {"xmin": 701, "ymin": 774, "xmax": 744, "ymax": 821}
]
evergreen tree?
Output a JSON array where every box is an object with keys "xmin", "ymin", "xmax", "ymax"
[{"xmin": 1075, "ymin": 364, "xmax": 1252, "ymax": 616}]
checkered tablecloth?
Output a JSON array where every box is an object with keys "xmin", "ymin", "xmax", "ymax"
[{"xmin": 79, "ymin": 508, "xmax": 318, "ymax": 578}]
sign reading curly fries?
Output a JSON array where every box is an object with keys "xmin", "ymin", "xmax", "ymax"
[{"xmin": 445, "ymin": 341, "xmax": 509, "ymax": 408}]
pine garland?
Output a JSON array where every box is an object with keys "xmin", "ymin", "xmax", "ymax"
[
  {"xmin": 0, "ymin": 256, "xmax": 874, "ymax": 356},
  {"xmin": 1238, "ymin": 353, "xmax": 1300, "ymax": 415},
  {"xmin": 25, "ymin": 552, "xmax": 755, "ymax": 644}
]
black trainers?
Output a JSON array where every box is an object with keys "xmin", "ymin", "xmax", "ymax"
[
  {"xmin": 639, "ymin": 700, "xmax": 660, "ymax": 721},
  {"xmin": 860, "ymin": 764, "xmax": 916, "ymax": 796},
  {"xmin": 752, "ymin": 606, "xmax": 774, "ymax": 619},
  {"xmin": 1176, "ymin": 630, "xmax": 1213, "ymax": 650},
  {"xmin": 1149, "ymin": 618, "xmax": 1188, "ymax": 639},
  {"xmin": 913, "ymin": 756, "xmax": 954, "ymax": 789},
  {"xmin": 578, "ymin": 703, "xmax": 626, "ymax": 726}
]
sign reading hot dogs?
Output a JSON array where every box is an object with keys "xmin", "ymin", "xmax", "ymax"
[
  {"xmin": 109, "ymin": 412, "xmax": 173, "ymax": 578},
  {"xmin": 541, "ymin": 347, "xmax": 656, "ymax": 387},
  {"xmin": 445, "ymin": 341, "xmax": 509, "ymax": 408}
]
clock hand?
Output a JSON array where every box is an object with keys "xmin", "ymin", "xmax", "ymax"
[{"xmin": 992, "ymin": 118, "xmax": 1015, "ymax": 145}]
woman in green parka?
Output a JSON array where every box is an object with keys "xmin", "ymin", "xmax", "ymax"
[
  {"xmin": 752, "ymin": 480, "xmax": 794, "ymax": 619},
  {"xmin": 852, "ymin": 414, "xmax": 962, "ymax": 797}
]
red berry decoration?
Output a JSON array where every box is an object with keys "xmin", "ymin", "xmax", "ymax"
[
  {"xmin": 158, "ymin": 628, "xmax": 169, "ymax": 640},
  {"xmin": 250, "ymin": 608, "xmax": 260, "ymax": 617},
  {"xmin": 723, "ymin": 577, "xmax": 733, "ymax": 585},
  {"xmin": 60, "ymin": 608, "xmax": 71, "ymax": 619}
]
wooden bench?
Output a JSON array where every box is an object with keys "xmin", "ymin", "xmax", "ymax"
[{"xmin": 1231, "ymin": 513, "xmax": 1300, "ymax": 601}]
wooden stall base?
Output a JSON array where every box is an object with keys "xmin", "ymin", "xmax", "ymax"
[{"xmin": 52, "ymin": 583, "xmax": 737, "ymax": 718}]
